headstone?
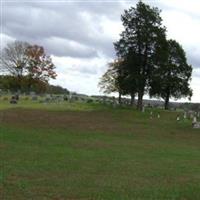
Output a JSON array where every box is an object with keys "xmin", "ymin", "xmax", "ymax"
[
  {"xmin": 10, "ymin": 96, "xmax": 18, "ymax": 104},
  {"xmin": 63, "ymin": 95, "xmax": 68, "ymax": 101},
  {"xmin": 15, "ymin": 94, "xmax": 19, "ymax": 101},
  {"xmin": 69, "ymin": 93, "xmax": 73, "ymax": 103},
  {"xmin": 142, "ymin": 106, "xmax": 145, "ymax": 113},
  {"xmin": 192, "ymin": 116, "xmax": 197, "ymax": 124},
  {"xmin": 32, "ymin": 95, "xmax": 38, "ymax": 101},
  {"xmin": 157, "ymin": 114, "xmax": 160, "ymax": 119},
  {"xmin": 176, "ymin": 115, "xmax": 180, "ymax": 121},
  {"xmin": 193, "ymin": 122, "xmax": 200, "ymax": 129},
  {"xmin": 183, "ymin": 112, "xmax": 187, "ymax": 119},
  {"xmin": 150, "ymin": 111, "xmax": 153, "ymax": 119}
]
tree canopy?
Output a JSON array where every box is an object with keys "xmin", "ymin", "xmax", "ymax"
[{"xmin": 150, "ymin": 39, "xmax": 193, "ymax": 109}]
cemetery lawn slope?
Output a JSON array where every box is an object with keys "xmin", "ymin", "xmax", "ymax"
[{"xmin": 0, "ymin": 104, "xmax": 200, "ymax": 199}]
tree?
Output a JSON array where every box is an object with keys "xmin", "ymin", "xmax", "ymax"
[
  {"xmin": 0, "ymin": 41, "xmax": 29, "ymax": 76},
  {"xmin": 26, "ymin": 45, "xmax": 56, "ymax": 82},
  {"xmin": 114, "ymin": 1, "xmax": 167, "ymax": 110},
  {"xmin": 99, "ymin": 59, "xmax": 126, "ymax": 104},
  {"xmin": 150, "ymin": 39, "xmax": 192, "ymax": 109},
  {"xmin": 0, "ymin": 41, "xmax": 56, "ymax": 93},
  {"xmin": 0, "ymin": 41, "xmax": 30, "ymax": 90}
]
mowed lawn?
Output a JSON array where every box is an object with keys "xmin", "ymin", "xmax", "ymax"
[{"xmin": 0, "ymin": 101, "xmax": 200, "ymax": 199}]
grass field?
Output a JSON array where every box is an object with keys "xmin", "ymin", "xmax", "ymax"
[{"xmin": 0, "ymin": 100, "xmax": 200, "ymax": 199}]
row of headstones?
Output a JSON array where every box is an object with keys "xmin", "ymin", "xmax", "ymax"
[
  {"xmin": 143, "ymin": 107, "xmax": 200, "ymax": 129},
  {"xmin": 39, "ymin": 94, "xmax": 97, "ymax": 104},
  {"xmin": 149, "ymin": 111, "xmax": 161, "ymax": 119}
]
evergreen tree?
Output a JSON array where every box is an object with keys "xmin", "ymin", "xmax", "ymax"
[{"xmin": 114, "ymin": 1, "xmax": 167, "ymax": 110}]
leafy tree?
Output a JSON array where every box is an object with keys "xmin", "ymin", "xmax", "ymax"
[
  {"xmin": 26, "ymin": 45, "xmax": 57, "ymax": 82},
  {"xmin": 150, "ymin": 39, "xmax": 192, "ymax": 109},
  {"xmin": 99, "ymin": 59, "xmax": 126, "ymax": 104},
  {"xmin": 0, "ymin": 41, "xmax": 56, "ymax": 93},
  {"xmin": 114, "ymin": 1, "xmax": 167, "ymax": 110}
]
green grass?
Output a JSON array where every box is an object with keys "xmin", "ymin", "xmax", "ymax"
[{"xmin": 0, "ymin": 100, "xmax": 200, "ymax": 199}]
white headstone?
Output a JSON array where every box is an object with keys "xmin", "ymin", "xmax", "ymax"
[
  {"xmin": 184, "ymin": 112, "xmax": 187, "ymax": 119},
  {"xmin": 157, "ymin": 114, "xmax": 160, "ymax": 119},
  {"xmin": 193, "ymin": 122, "xmax": 200, "ymax": 129},
  {"xmin": 150, "ymin": 111, "xmax": 153, "ymax": 119},
  {"xmin": 176, "ymin": 116, "xmax": 180, "ymax": 121},
  {"xmin": 193, "ymin": 116, "xmax": 197, "ymax": 124}
]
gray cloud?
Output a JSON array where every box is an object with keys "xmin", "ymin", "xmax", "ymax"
[
  {"xmin": 187, "ymin": 52, "xmax": 200, "ymax": 69},
  {"xmin": 2, "ymin": 1, "xmax": 125, "ymax": 59},
  {"xmin": 42, "ymin": 37, "xmax": 98, "ymax": 58}
]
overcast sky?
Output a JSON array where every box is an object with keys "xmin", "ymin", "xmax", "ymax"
[{"xmin": 1, "ymin": 0, "xmax": 200, "ymax": 102}]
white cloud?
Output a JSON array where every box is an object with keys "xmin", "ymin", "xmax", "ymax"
[
  {"xmin": 162, "ymin": 10, "xmax": 200, "ymax": 45},
  {"xmin": 50, "ymin": 55, "xmax": 110, "ymax": 95}
]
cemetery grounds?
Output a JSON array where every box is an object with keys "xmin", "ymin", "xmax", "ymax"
[{"xmin": 0, "ymin": 97, "xmax": 200, "ymax": 199}]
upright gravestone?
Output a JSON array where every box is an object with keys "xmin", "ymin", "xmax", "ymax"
[
  {"xmin": 184, "ymin": 112, "xmax": 187, "ymax": 119},
  {"xmin": 10, "ymin": 96, "xmax": 17, "ymax": 104},
  {"xmin": 192, "ymin": 116, "xmax": 197, "ymax": 124},
  {"xmin": 142, "ymin": 106, "xmax": 145, "ymax": 113},
  {"xmin": 150, "ymin": 111, "xmax": 153, "ymax": 119},
  {"xmin": 32, "ymin": 95, "xmax": 38, "ymax": 101},
  {"xmin": 193, "ymin": 122, "xmax": 200, "ymax": 129},
  {"xmin": 176, "ymin": 115, "xmax": 180, "ymax": 121},
  {"xmin": 157, "ymin": 113, "xmax": 160, "ymax": 119},
  {"xmin": 69, "ymin": 92, "xmax": 72, "ymax": 103}
]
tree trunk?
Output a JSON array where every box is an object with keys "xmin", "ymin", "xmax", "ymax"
[
  {"xmin": 164, "ymin": 88, "xmax": 170, "ymax": 110},
  {"xmin": 164, "ymin": 94, "xmax": 170, "ymax": 110},
  {"xmin": 118, "ymin": 92, "xmax": 122, "ymax": 105},
  {"xmin": 130, "ymin": 93, "xmax": 135, "ymax": 106},
  {"xmin": 137, "ymin": 91, "xmax": 144, "ymax": 111},
  {"xmin": 17, "ymin": 75, "xmax": 22, "ymax": 94}
]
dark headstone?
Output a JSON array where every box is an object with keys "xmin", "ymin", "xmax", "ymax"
[{"xmin": 10, "ymin": 96, "xmax": 18, "ymax": 104}]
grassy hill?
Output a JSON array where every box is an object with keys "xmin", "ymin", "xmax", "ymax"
[{"xmin": 0, "ymin": 100, "xmax": 200, "ymax": 199}]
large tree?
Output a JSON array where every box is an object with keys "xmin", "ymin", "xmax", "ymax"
[
  {"xmin": 114, "ymin": 1, "xmax": 167, "ymax": 110},
  {"xmin": 26, "ymin": 45, "xmax": 56, "ymax": 82},
  {"xmin": 0, "ymin": 41, "xmax": 56, "ymax": 92},
  {"xmin": 150, "ymin": 39, "xmax": 193, "ymax": 109}
]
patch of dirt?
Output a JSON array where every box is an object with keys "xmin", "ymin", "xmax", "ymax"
[{"xmin": 1, "ymin": 109, "xmax": 123, "ymax": 133}]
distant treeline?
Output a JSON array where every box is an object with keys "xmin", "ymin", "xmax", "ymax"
[{"xmin": 0, "ymin": 75, "xmax": 69, "ymax": 95}]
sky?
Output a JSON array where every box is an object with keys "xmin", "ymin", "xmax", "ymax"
[{"xmin": 1, "ymin": 0, "xmax": 200, "ymax": 102}]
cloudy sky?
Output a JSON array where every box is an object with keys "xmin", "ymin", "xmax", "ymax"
[{"xmin": 1, "ymin": 0, "xmax": 200, "ymax": 102}]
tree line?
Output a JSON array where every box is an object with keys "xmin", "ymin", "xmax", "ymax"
[{"xmin": 99, "ymin": 1, "xmax": 192, "ymax": 110}]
